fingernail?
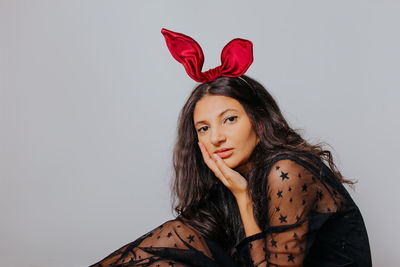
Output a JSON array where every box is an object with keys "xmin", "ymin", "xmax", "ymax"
[{"xmin": 213, "ymin": 153, "xmax": 219, "ymax": 160}]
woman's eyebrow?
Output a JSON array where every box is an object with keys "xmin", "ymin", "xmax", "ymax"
[{"xmin": 194, "ymin": 108, "xmax": 239, "ymax": 126}]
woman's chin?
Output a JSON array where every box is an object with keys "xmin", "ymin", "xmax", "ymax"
[
  {"xmin": 222, "ymin": 157, "xmax": 248, "ymax": 174},
  {"xmin": 221, "ymin": 158, "xmax": 237, "ymax": 168}
]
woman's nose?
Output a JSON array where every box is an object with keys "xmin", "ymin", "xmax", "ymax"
[{"xmin": 210, "ymin": 127, "xmax": 226, "ymax": 145}]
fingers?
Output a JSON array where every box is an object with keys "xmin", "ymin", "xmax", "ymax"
[
  {"xmin": 197, "ymin": 142, "xmax": 230, "ymax": 185},
  {"xmin": 198, "ymin": 142, "xmax": 248, "ymax": 196},
  {"xmin": 213, "ymin": 153, "xmax": 248, "ymax": 191},
  {"xmin": 212, "ymin": 153, "xmax": 236, "ymax": 180}
]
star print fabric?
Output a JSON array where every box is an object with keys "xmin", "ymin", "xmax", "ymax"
[
  {"xmin": 235, "ymin": 153, "xmax": 371, "ymax": 266},
  {"xmin": 236, "ymin": 158, "xmax": 342, "ymax": 267},
  {"xmin": 89, "ymin": 219, "xmax": 220, "ymax": 267},
  {"xmin": 90, "ymin": 153, "xmax": 372, "ymax": 267}
]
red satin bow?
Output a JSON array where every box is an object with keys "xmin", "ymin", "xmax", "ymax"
[{"xmin": 161, "ymin": 28, "xmax": 253, "ymax": 83}]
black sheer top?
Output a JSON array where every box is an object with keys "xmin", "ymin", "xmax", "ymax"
[{"xmin": 89, "ymin": 153, "xmax": 372, "ymax": 267}]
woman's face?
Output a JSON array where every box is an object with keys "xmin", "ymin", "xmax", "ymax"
[{"xmin": 193, "ymin": 95, "xmax": 260, "ymax": 174}]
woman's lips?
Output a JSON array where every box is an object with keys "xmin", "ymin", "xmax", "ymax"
[{"xmin": 214, "ymin": 149, "xmax": 233, "ymax": 159}]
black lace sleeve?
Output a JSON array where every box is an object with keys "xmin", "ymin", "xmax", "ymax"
[
  {"xmin": 89, "ymin": 220, "xmax": 217, "ymax": 267},
  {"xmin": 236, "ymin": 158, "xmax": 342, "ymax": 267}
]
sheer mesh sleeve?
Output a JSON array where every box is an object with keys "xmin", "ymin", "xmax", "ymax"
[
  {"xmin": 237, "ymin": 159, "xmax": 341, "ymax": 267},
  {"xmin": 90, "ymin": 220, "xmax": 216, "ymax": 267}
]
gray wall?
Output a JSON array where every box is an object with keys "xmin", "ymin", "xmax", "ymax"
[{"xmin": 1, "ymin": 1, "xmax": 399, "ymax": 266}]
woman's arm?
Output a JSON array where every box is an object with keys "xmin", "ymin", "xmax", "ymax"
[
  {"xmin": 198, "ymin": 141, "xmax": 262, "ymax": 237},
  {"xmin": 197, "ymin": 142, "xmax": 316, "ymax": 266},
  {"xmin": 235, "ymin": 159, "xmax": 319, "ymax": 267},
  {"xmin": 236, "ymin": 193, "xmax": 262, "ymax": 237}
]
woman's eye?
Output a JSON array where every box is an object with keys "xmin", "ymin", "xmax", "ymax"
[
  {"xmin": 197, "ymin": 116, "xmax": 237, "ymax": 133},
  {"xmin": 225, "ymin": 116, "xmax": 238, "ymax": 123},
  {"xmin": 198, "ymin": 126, "xmax": 208, "ymax": 133}
]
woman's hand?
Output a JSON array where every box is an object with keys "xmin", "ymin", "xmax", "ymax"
[
  {"xmin": 198, "ymin": 141, "xmax": 262, "ymax": 237},
  {"xmin": 198, "ymin": 141, "xmax": 249, "ymax": 199}
]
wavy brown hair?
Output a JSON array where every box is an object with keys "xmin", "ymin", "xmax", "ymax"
[{"xmin": 170, "ymin": 75, "xmax": 354, "ymax": 259}]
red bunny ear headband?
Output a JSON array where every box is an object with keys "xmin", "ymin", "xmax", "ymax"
[{"xmin": 161, "ymin": 28, "xmax": 253, "ymax": 83}]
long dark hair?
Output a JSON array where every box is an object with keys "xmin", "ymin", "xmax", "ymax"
[{"xmin": 170, "ymin": 75, "xmax": 354, "ymax": 258}]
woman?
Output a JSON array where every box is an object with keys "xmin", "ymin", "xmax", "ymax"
[{"xmin": 89, "ymin": 29, "xmax": 372, "ymax": 267}]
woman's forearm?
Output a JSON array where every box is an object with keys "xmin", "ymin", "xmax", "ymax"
[{"xmin": 236, "ymin": 193, "xmax": 262, "ymax": 237}]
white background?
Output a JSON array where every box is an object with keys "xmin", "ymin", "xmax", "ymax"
[{"xmin": 1, "ymin": 1, "xmax": 399, "ymax": 266}]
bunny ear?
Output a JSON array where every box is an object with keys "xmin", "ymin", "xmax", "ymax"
[
  {"xmin": 161, "ymin": 29, "xmax": 254, "ymax": 83},
  {"xmin": 219, "ymin": 38, "xmax": 253, "ymax": 77},
  {"xmin": 161, "ymin": 28, "xmax": 205, "ymax": 82}
]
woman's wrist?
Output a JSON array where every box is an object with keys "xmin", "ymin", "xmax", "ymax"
[
  {"xmin": 235, "ymin": 193, "xmax": 254, "ymax": 211},
  {"xmin": 235, "ymin": 193, "xmax": 262, "ymax": 237}
]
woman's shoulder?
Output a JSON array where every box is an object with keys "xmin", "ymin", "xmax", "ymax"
[
  {"xmin": 263, "ymin": 153, "xmax": 319, "ymax": 191},
  {"xmin": 263, "ymin": 151, "xmax": 321, "ymax": 179}
]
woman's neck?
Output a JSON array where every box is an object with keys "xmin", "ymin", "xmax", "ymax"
[{"xmin": 235, "ymin": 161, "xmax": 252, "ymax": 178}]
